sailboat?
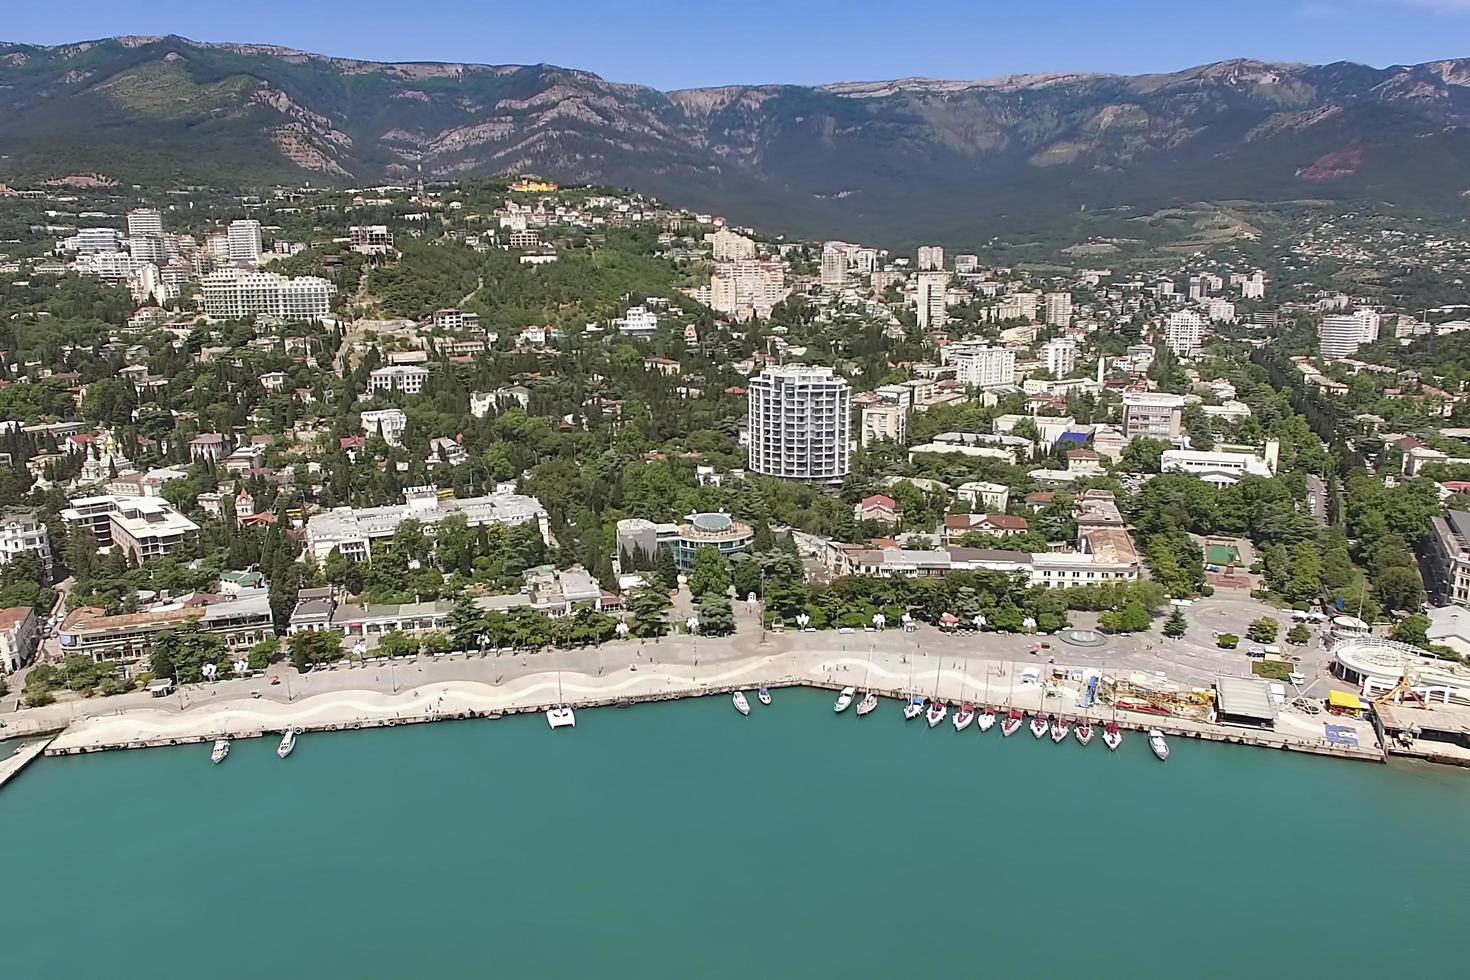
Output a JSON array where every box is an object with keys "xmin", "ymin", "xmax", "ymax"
[
  {"xmin": 1075, "ymin": 719, "xmax": 1094, "ymax": 746},
  {"xmin": 953, "ymin": 701, "xmax": 975, "ymax": 732},
  {"xmin": 757, "ymin": 686, "xmax": 772, "ymax": 706},
  {"xmin": 1001, "ymin": 709, "xmax": 1024, "ymax": 737},
  {"xmin": 732, "ymin": 691, "xmax": 751, "ymax": 715},
  {"xmin": 856, "ymin": 691, "xmax": 879, "ymax": 716},
  {"xmin": 546, "ymin": 670, "xmax": 576, "ymax": 729},
  {"xmin": 1051, "ymin": 716, "xmax": 1071, "ymax": 744},
  {"xmin": 1030, "ymin": 712, "xmax": 1050, "ymax": 739},
  {"xmin": 1102, "ymin": 721, "xmax": 1123, "ymax": 751},
  {"xmin": 925, "ymin": 657, "xmax": 946, "ymax": 726},
  {"xmin": 902, "ymin": 657, "xmax": 924, "ymax": 719},
  {"xmin": 977, "ymin": 705, "xmax": 996, "ymax": 732},
  {"xmin": 834, "ymin": 686, "xmax": 857, "ymax": 712}
]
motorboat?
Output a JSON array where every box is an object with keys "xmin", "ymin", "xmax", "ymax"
[
  {"xmin": 1075, "ymin": 721, "xmax": 1094, "ymax": 747},
  {"xmin": 953, "ymin": 702, "xmax": 975, "ymax": 732},
  {"xmin": 834, "ymin": 687, "xmax": 857, "ymax": 713},
  {"xmin": 1148, "ymin": 729, "xmax": 1170, "ymax": 761},
  {"xmin": 732, "ymin": 691, "xmax": 751, "ymax": 716},
  {"xmin": 1001, "ymin": 709, "xmax": 1024, "ymax": 737},
  {"xmin": 977, "ymin": 706, "xmax": 996, "ymax": 732},
  {"xmin": 276, "ymin": 728, "xmax": 297, "ymax": 759},
  {"xmin": 926, "ymin": 699, "xmax": 948, "ymax": 728},
  {"xmin": 210, "ymin": 738, "xmax": 230, "ymax": 764},
  {"xmin": 856, "ymin": 691, "xmax": 879, "ymax": 717},
  {"xmin": 1030, "ymin": 712, "xmax": 1050, "ymax": 739},
  {"xmin": 757, "ymin": 686, "xmax": 772, "ymax": 706},
  {"xmin": 1051, "ymin": 717, "xmax": 1070, "ymax": 744},
  {"xmin": 903, "ymin": 695, "xmax": 926, "ymax": 720},
  {"xmin": 545, "ymin": 705, "xmax": 576, "ymax": 729},
  {"xmin": 1102, "ymin": 721, "xmax": 1123, "ymax": 751}
]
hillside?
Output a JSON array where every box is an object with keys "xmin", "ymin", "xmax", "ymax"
[{"xmin": 2, "ymin": 36, "xmax": 1469, "ymax": 245}]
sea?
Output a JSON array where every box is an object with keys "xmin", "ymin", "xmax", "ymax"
[{"xmin": 2, "ymin": 688, "xmax": 1467, "ymax": 979}]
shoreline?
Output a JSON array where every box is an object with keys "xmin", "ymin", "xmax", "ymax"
[{"xmin": 36, "ymin": 653, "xmax": 1388, "ymax": 766}]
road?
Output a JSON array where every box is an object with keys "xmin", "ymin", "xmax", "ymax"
[{"xmin": 1, "ymin": 592, "xmax": 1328, "ymax": 739}]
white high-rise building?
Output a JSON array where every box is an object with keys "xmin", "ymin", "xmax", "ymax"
[
  {"xmin": 954, "ymin": 254, "xmax": 979, "ymax": 274},
  {"xmin": 916, "ymin": 271, "xmax": 949, "ymax": 330},
  {"xmin": 709, "ymin": 260, "xmax": 788, "ymax": 317},
  {"xmin": 917, "ymin": 245, "xmax": 945, "ymax": 271},
  {"xmin": 1040, "ymin": 337, "xmax": 1077, "ymax": 378},
  {"xmin": 952, "ymin": 345, "xmax": 1016, "ymax": 389},
  {"xmin": 1241, "ymin": 271, "xmax": 1266, "ymax": 300},
  {"xmin": 747, "ymin": 365, "xmax": 851, "ymax": 483},
  {"xmin": 820, "ymin": 246, "xmax": 847, "ymax": 288},
  {"xmin": 200, "ymin": 269, "xmax": 334, "ymax": 321},
  {"xmin": 127, "ymin": 208, "xmax": 163, "ymax": 239},
  {"xmin": 1044, "ymin": 292, "xmax": 1073, "ymax": 328},
  {"xmin": 708, "ymin": 228, "xmax": 757, "ymax": 261},
  {"xmin": 227, "ymin": 219, "xmax": 263, "ymax": 266},
  {"xmin": 1164, "ymin": 310, "xmax": 1204, "ymax": 357},
  {"xmin": 1319, "ymin": 309, "xmax": 1381, "ymax": 358}
]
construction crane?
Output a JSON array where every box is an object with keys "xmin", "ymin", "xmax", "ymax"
[{"xmin": 1372, "ymin": 671, "xmax": 1427, "ymax": 708}]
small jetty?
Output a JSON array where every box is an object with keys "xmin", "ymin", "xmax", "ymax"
[{"xmin": 0, "ymin": 738, "xmax": 53, "ymax": 790}]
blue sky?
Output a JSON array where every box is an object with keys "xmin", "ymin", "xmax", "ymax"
[{"xmin": 4, "ymin": 0, "xmax": 1469, "ymax": 89}]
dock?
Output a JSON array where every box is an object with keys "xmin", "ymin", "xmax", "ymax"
[{"xmin": 0, "ymin": 738, "xmax": 54, "ymax": 790}]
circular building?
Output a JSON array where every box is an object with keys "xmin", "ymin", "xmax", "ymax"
[
  {"xmin": 1331, "ymin": 636, "xmax": 1470, "ymax": 705},
  {"xmin": 673, "ymin": 512, "xmax": 754, "ymax": 569}
]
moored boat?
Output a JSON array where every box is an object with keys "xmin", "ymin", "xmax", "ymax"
[
  {"xmin": 926, "ymin": 699, "xmax": 948, "ymax": 728},
  {"xmin": 1148, "ymin": 729, "xmax": 1170, "ymax": 761},
  {"xmin": 276, "ymin": 728, "xmax": 297, "ymax": 759},
  {"xmin": 1051, "ymin": 716, "xmax": 1070, "ymax": 743},
  {"xmin": 1075, "ymin": 721, "xmax": 1094, "ymax": 747},
  {"xmin": 856, "ymin": 691, "xmax": 879, "ymax": 716},
  {"xmin": 1001, "ymin": 709, "xmax": 1024, "ymax": 737},
  {"xmin": 977, "ymin": 706, "xmax": 996, "ymax": 732},
  {"xmin": 1030, "ymin": 712, "xmax": 1050, "ymax": 739},
  {"xmin": 903, "ymin": 695, "xmax": 926, "ymax": 720},
  {"xmin": 732, "ymin": 691, "xmax": 751, "ymax": 716},
  {"xmin": 834, "ymin": 686, "xmax": 857, "ymax": 712},
  {"xmin": 953, "ymin": 701, "xmax": 975, "ymax": 732},
  {"xmin": 757, "ymin": 686, "xmax": 772, "ymax": 706},
  {"xmin": 545, "ymin": 704, "xmax": 576, "ymax": 729},
  {"xmin": 210, "ymin": 738, "xmax": 230, "ymax": 764},
  {"xmin": 1102, "ymin": 721, "xmax": 1123, "ymax": 751}
]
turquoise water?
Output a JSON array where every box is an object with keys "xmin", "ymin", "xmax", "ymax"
[{"xmin": 3, "ymin": 688, "xmax": 1468, "ymax": 979}]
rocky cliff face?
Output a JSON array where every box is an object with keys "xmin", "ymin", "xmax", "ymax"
[{"xmin": 2, "ymin": 36, "xmax": 1467, "ymax": 242}]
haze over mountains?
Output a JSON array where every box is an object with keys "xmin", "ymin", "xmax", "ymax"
[{"xmin": 2, "ymin": 35, "xmax": 1468, "ymax": 244}]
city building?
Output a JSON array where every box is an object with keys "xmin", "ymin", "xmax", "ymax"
[
  {"xmin": 306, "ymin": 486, "xmax": 550, "ymax": 562},
  {"xmin": 957, "ymin": 481, "xmax": 1010, "ymax": 512},
  {"xmin": 349, "ymin": 225, "xmax": 394, "ymax": 255},
  {"xmin": 1320, "ymin": 309, "xmax": 1381, "ymax": 359},
  {"xmin": 860, "ymin": 401, "xmax": 907, "ymax": 447},
  {"xmin": 60, "ymin": 495, "xmax": 200, "ymax": 561},
  {"xmin": 1040, "ymin": 337, "xmax": 1077, "ymax": 378},
  {"xmin": 615, "ymin": 513, "xmax": 754, "ymax": 570},
  {"xmin": 1160, "ymin": 447, "xmax": 1275, "ymax": 486},
  {"xmin": 200, "ymin": 269, "xmax": 334, "ymax": 321},
  {"xmin": 1164, "ymin": 310, "xmax": 1204, "ymax": 357},
  {"xmin": 951, "ymin": 344, "xmax": 1016, "ymax": 389},
  {"xmin": 917, "ymin": 245, "xmax": 944, "ymax": 271},
  {"xmin": 430, "ymin": 308, "xmax": 481, "ymax": 332},
  {"xmin": 126, "ymin": 208, "xmax": 163, "ymax": 239},
  {"xmin": 916, "ymin": 271, "xmax": 948, "ymax": 330},
  {"xmin": 820, "ymin": 246, "xmax": 847, "ymax": 288},
  {"xmin": 709, "ymin": 260, "xmax": 789, "ymax": 318},
  {"xmin": 369, "ymin": 365, "xmax": 430, "ymax": 396},
  {"xmin": 360, "ymin": 408, "xmax": 408, "ymax": 445},
  {"xmin": 227, "ymin": 219, "xmax": 263, "ymax": 266},
  {"xmin": 58, "ymin": 590, "xmax": 274, "ymax": 668},
  {"xmin": 0, "ymin": 510, "xmax": 53, "ymax": 577},
  {"xmin": 747, "ymin": 365, "xmax": 851, "ymax": 483},
  {"xmin": 613, "ymin": 306, "xmax": 659, "ymax": 338},
  {"xmin": 708, "ymin": 228, "xmax": 757, "ymax": 261},
  {"xmin": 1424, "ymin": 511, "xmax": 1470, "ymax": 607},
  {"xmin": 0, "ymin": 606, "xmax": 39, "ymax": 673},
  {"xmin": 1122, "ymin": 391, "xmax": 1185, "ymax": 440},
  {"xmin": 1044, "ymin": 292, "xmax": 1073, "ymax": 328}
]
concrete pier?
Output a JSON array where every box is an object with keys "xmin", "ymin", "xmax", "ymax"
[{"xmin": 0, "ymin": 738, "xmax": 53, "ymax": 789}]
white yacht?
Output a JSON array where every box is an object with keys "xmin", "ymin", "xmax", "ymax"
[
  {"xmin": 903, "ymin": 695, "xmax": 926, "ymax": 721},
  {"xmin": 546, "ymin": 705, "xmax": 576, "ymax": 729},
  {"xmin": 1030, "ymin": 713, "xmax": 1050, "ymax": 739},
  {"xmin": 926, "ymin": 699, "xmax": 948, "ymax": 728},
  {"xmin": 1075, "ymin": 721, "xmax": 1094, "ymax": 747},
  {"xmin": 210, "ymin": 739, "xmax": 230, "ymax": 764},
  {"xmin": 276, "ymin": 728, "xmax": 297, "ymax": 759},
  {"xmin": 834, "ymin": 686, "xmax": 857, "ymax": 713},
  {"xmin": 757, "ymin": 686, "xmax": 772, "ymax": 706},
  {"xmin": 1148, "ymin": 729, "xmax": 1170, "ymax": 761},
  {"xmin": 732, "ymin": 691, "xmax": 751, "ymax": 716},
  {"xmin": 1103, "ymin": 722, "xmax": 1123, "ymax": 751},
  {"xmin": 953, "ymin": 702, "xmax": 975, "ymax": 732},
  {"xmin": 1051, "ymin": 717, "xmax": 1071, "ymax": 744},
  {"xmin": 855, "ymin": 691, "xmax": 879, "ymax": 717},
  {"xmin": 977, "ymin": 706, "xmax": 996, "ymax": 732}
]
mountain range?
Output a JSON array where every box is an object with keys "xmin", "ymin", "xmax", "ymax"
[{"xmin": 1, "ymin": 35, "xmax": 1468, "ymax": 245}]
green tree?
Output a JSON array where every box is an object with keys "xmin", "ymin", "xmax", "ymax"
[
  {"xmin": 1162, "ymin": 607, "xmax": 1187, "ymax": 638},
  {"xmin": 656, "ymin": 548, "xmax": 680, "ymax": 592},
  {"xmin": 1099, "ymin": 600, "xmax": 1152, "ymax": 633},
  {"xmin": 377, "ymin": 630, "xmax": 418, "ymax": 658},
  {"xmin": 289, "ymin": 630, "xmax": 344, "ymax": 671},
  {"xmin": 627, "ymin": 582, "xmax": 671, "ymax": 638},
  {"xmin": 697, "ymin": 594, "xmax": 736, "ymax": 636},
  {"xmin": 247, "ymin": 638, "xmax": 278, "ymax": 671},
  {"xmin": 1285, "ymin": 623, "xmax": 1311, "ymax": 646},
  {"xmin": 446, "ymin": 596, "xmax": 487, "ymax": 651},
  {"xmin": 687, "ymin": 546, "xmax": 732, "ymax": 599},
  {"xmin": 149, "ymin": 626, "xmax": 228, "ymax": 683},
  {"xmin": 1120, "ymin": 437, "xmax": 1169, "ymax": 474},
  {"xmin": 1246, "ymin": 617, "xmax": 1279, "ymax": 643},
  {"xmin": 1391, "ymin": 613, "xmax": 1431, "ymax": 648}
]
